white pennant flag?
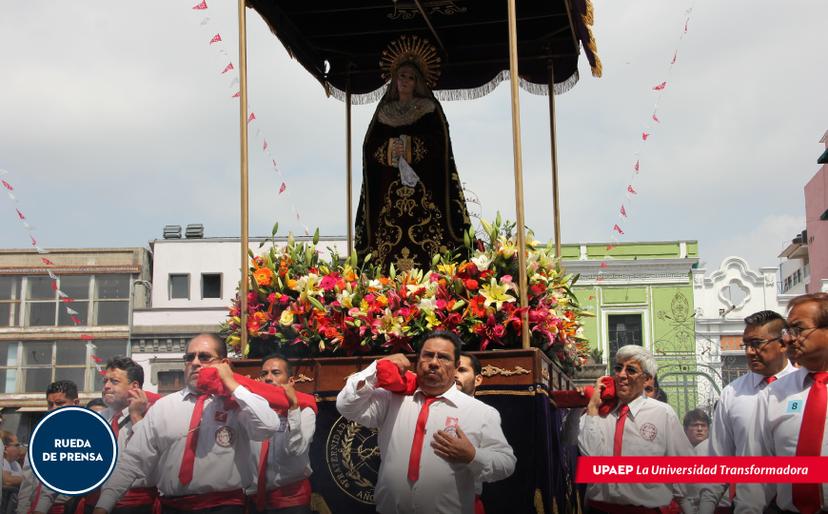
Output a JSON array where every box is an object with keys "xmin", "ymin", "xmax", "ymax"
[
  {"xmin": 57, "ymin": 289, "xmax": 69, "ymax": 298},
  {"xmin": 200, "ymin": 16, "xmax": 210, "ymax": 25},
  {"xmin": 47, "ymin": 270, "xmax": 57, "ymax": 280},
  {"xmin": 66, "ymin": 307, "xmax": 79, "ymax": 316}
]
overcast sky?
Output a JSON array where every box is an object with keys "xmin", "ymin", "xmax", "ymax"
[{"xmin": 1, "ymin": 0, "xmax": 826, "ymax": 274}]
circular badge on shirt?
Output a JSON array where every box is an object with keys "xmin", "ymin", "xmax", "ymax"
[{"xmin": 28, "ymin": 406, "xmax": 118, "ymax": 495}]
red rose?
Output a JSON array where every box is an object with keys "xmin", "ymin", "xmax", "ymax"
[{"xmin": 464, "ymin": 279, "xmax": 479, "ymax": 291}]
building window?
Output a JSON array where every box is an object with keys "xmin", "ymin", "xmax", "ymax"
[
  {"xmin": 169, "ymin": 274, "xmax": 190, "ymax": 300},
  {"xmin": 158, "ymin": 370, "xmax": 185, "ymax": 395},
  {"xmin": 0, "ymin": 339, "xmax": 128, "ymax": 393},
  {"xmin": 94, "ymin": 275, "xmax": 130, "ymax": 325},
  {"xmin": 608, "ymin": 313, "xmax": 643, "ymax": 359},
  {"xmin": 18, "ymin": 274, "xmax": 130, "ymax": 327},
  {"xmin": 721, "ymin": 354, "xmax": 748, "ymax": 386},
  {"xmin": 0, "ymin": 276, "xmax": 21, "ymax": 327},
  {"xmin": 201, "ymin": 273, "xmax": 222, "ymax": 299}
]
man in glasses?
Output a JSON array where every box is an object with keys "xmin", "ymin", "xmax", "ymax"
[
  {"xmin": 699, "ymin": 310, "xmax": 794, "ymax": 514},
  {"xmin": 737, "ymin": 293, "xmax": 828, "ymax": 514},
  {"xmin": 578, "ymin": 344, "xmax": 695, "ymax": 513},
  {"xmin": 93, "ymin": 333, "xmax": 279, "ymax": 514},
  {"xmin": 247, "ymin": 353, "xmax": 315, "ymax": 514}
]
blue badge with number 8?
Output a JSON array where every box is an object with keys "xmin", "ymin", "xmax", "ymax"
[{"xmin": 787, "ymin": 399, "xmax": 804, "ymax": 413}]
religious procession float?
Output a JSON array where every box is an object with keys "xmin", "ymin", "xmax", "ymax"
[{"xmin": 221, "ymin": 1, "xmax": 602, "ymax": 512}]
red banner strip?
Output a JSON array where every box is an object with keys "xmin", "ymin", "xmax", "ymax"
[{"xmin": 576, "ymin": 456, "xmax": 828, "ymax": 483}]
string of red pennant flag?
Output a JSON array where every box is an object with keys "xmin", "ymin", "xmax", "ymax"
[
  {"xmin": 596, "ymin": 4, "xmax": 696, "ymax": 282},
  {"xmin": 0, "ymin": 169, "xmax": 106, "ymax": 374},
  {"xmin": 189, "ymin": 0, "xmax": 311, "ymax": 237}
]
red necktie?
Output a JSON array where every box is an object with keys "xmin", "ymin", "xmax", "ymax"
[
  {"xmin": 179, "ymin": 394, "xmax": 206, "ymax": 485},
  {"xmin": 255, "ymin": 439, "xmax": 271, "ymax": 511},
  {"xmin": 793, "ymin": 372, "xmax": 828, "ymax": 514},
  {"xmin": 763, "ymin": 375, "xmax": 777, "ymax": 385},
  {"xmin": 613, "ymin": 404, "xmax": 630, "ymax": 457},
  {"xmin": 407, "ymin": 396, "xmax": 437, "ymax": 482},
  {"xmin": 111, "ymin": 415, "xmax": 121, "ymax": 438}
]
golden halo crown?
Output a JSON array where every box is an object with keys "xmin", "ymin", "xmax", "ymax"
[{"xmin": 379, "ymin": 35, "xmax": 441, "ymax": 88}]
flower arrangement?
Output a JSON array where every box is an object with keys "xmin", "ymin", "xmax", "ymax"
[{"xmin": 221, "ymin": 217, "xmax": 591, "ymax": 374}]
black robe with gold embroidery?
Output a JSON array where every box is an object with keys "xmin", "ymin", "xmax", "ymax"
[{"xmin": 355, "ymin": 97, "xmax": 471, "ymax": 272}]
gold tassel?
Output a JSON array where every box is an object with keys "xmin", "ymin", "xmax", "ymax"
[
  {"xmin": 310, "ymin": 493, "xmax": 332, "ymax": 514},
  {"xmin": 586, "ymin": 27, "xmax": 603, "ymax": 78},
  {"xmin": 583, "ymin": 0, "xmax": 594, "ymax": 27},
  {"xmin": 535, "ymin": 488, "xmax": 546, "ymax": 514}
]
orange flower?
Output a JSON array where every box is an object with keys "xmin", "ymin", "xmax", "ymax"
[{"xmin": 253, "ymin": 267, "xmax": 274, "ymax": 287}]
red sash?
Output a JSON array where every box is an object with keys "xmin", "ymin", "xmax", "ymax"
[
  {"xmin": 588, "ymin": 500, "xmax": 680, "ymax": 514},
  {"xmin": 474, "ymin": 495, "xmax": 485, "ymax": 514},
  {"xmin": 160, "ymin": 490, "xmax": 245, "ymax": 511},
  {"xmin": 258, "ymin": 479, "xmax": 312, "ymax": 510},
  {"xmin": 117, "ymin": 487, "xmax": 160, "ymax": 508},
  {"xmin": 74, "ymin": 487, "xmax": 160, "ymax": 514}
]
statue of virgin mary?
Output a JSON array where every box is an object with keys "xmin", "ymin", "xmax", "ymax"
[{"xmin": 355, "ymin": 35, "xmax": 471, "ymax": 272}]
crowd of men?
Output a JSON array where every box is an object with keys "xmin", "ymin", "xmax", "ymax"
[
  {"xmin": 1, "ymin": 291, "xmax": 826, "ymax": 514},
  {"xmin": 575, "ymin": 291, "xmax": 828, "ymax": 514}
]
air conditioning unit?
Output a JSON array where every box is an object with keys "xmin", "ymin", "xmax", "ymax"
[
  {"xmin": 163, "ymin": 225, "xmax": 182, "ymax": 239},
  {"xmin": 185, "ymin": 224, "xmax": 204, "ymax": 239}
]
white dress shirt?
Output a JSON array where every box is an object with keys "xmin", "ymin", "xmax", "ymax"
[
  {"xmin": 96, "ymin": 385, "xmax": 279, "ymax": 513},
  {"xmin": 15, "ymin": 455, "xmax": 72, "ymax": 514},
  {"xmin": 699, "ymin": 361, "xmax": 795, "ymax": 514},
  {"xmin": 578, "ymin": 395, "xmax": 696, "ymax": 511},
  {"xmin": 336, "ymin": 361, "xmax": 516, "ymax": 514},
  {"xmin": 736, "ymin": 368, "xmax": 828, "ymax": 514},
  {"xmin": 247, "ymin": 406, "xmax": 316, "ymax": 493}
]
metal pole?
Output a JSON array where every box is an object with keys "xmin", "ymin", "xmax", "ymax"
[
  {"xmin": 547, "ymin": 63, "xmax": 562, "ymax": 258},
  {"xmin": 506, "ymin": 0, "xmax": 530, "ymax": 349},
  {"xmin": 346, "ymin": 91, "xmax": 354, "ymax": 255},
  {"xmin": 238, "ymin": 0, "xmax": 250, "ymax": 353}
]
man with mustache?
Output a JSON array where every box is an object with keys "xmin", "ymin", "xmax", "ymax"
[
  {"xmin": 737, "ymin": 293, "xmax": 828, "ymax": 514},
  {"xmin": 337, "ymin": 331, "xmax": 515, "ymax": 514},
  {"xmin": 699, "ymin": 310, "xmax": 794, "ymax": 514},
  {"xmin": 92, "ymin": 333, "xmax": 279, "ymax": 514},
  {"xmin": 578, "ymin": 344, "xmax": 695, "ymax": 513}
]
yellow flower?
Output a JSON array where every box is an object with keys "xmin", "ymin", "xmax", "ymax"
[
  {"xmin": 376, "ymin": 309, "xmax": 404, "ymax": 337},
  {"xmin": 437, "ymin": 263, "xmax": 456, "ymax": 276},
  {"xmin": 480, "ymin": 278, "xmax": 516, "ymax": 309},
  {"xmin": 279, "ymin": 310, "xmax": 294, "ymax": 326}
]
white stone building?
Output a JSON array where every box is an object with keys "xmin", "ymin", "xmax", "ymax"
[
  {"xmin": 132, "ymin": 230, "xmax": 347, "ymax": 393},
  {"xmin": 692, "ymin": 256, "xmax": 786, "ymax": 410}
]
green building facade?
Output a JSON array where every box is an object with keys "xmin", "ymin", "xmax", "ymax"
[{"xmin": 560, "ymin": 241, "xmax": 700, "ymax": 418}]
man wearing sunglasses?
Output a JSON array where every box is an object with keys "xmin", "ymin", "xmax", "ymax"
[
  {"xmin": 578, "ymin": 344, "xmax": 696, "ymax": 513},
  {"xmin": 699, "ymin": 310, "xmax": 794, "ymax": 514},
  {"xmin": 93, "ymin": 333, "xmax": 279, "ymax": 514},
  {"xmin": 738, "ymin": 293, "xmax": 828, "ymax": 514}
]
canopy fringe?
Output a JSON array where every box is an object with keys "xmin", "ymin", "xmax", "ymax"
[{"xmin": 324, "ymin": 69, "xmax": 579, "ymax": 104}]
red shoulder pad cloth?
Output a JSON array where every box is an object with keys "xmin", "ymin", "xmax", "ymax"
[
  {"xmin": 550, "ymin": 376, "xmax": 618, "ymax": 416},
  {"xmin": 375, "ymin": 359, "xmax": 418, "ymax": 395},
  {"xmin": 197, "ymin": 367, "xmax": 318, "ymax": 414}
]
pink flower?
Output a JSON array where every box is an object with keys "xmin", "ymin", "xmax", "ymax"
[
  {"xmin": 320, "ymin": 274, "xmax": 339, "ymax": 291},
  {"xmin": 493, "ymin": 325, "xmax": 506, "ymax": 338}
]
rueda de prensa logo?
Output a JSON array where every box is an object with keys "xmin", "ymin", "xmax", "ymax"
[
  {"xmin": 326, "ymin": 416, "xmax": 379, "ymax": 504},
  {"xmin": 29, "ymin": 406, "xmax": 118, "ymax": 495}
]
